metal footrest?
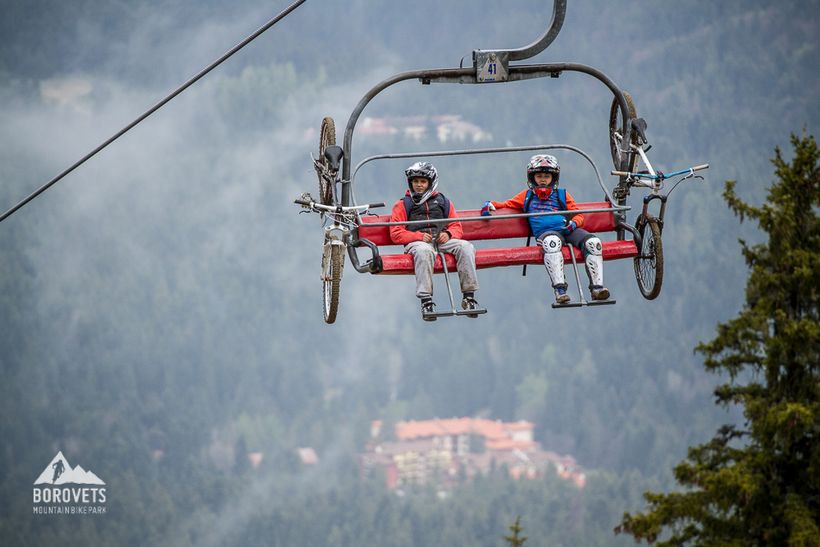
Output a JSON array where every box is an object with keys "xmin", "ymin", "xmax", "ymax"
[
  {"xmin": 457, "ymin": 307, "xmax": 488, "ymax": 317},
  {"xmin": 551, "ymin": 298, "xmax": 615, "ymax": 309},
  {"xmin": 418, "ymin": 249, "xmax": 488, "ymax": 321},
  {"xmin": 549, "ymin": 242, "xmax": 617, "ymax": 310},
  {"xmin": 422, "ymin": 307, "xmax": 488, "ymax": 320}
]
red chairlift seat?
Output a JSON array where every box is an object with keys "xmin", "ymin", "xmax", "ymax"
[{"xmin": 358, "ymin": 202, "xmax": 638, "ymax": 275}]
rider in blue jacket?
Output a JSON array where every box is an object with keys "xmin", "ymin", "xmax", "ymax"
[{"xmin": 483, "ymin": 154, "xmax": 610, "ymax": 304}]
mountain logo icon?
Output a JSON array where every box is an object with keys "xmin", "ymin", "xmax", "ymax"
[{"xmin": 33, "ymin": 451, "xmax": 105, "ymax": 486}]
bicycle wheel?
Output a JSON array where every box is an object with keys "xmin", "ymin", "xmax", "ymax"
[
  {"xmin": 317, "ymin": 117, "xmax": 336, "ymax": 206},
  {"xmin": 609, "ymin": 90, "xmax": 638, "ymax": 172},
  {"xmin": 322, "ymin": 242, "xmax": 344, "ymax": 323},
  {"xmin": 633, "ymin": 216, "xmax": 664, "ymax": 300}
]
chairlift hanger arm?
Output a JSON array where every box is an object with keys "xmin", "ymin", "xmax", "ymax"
[
  {"xmin": 500, "ymin": 0, "xmax": 567, "ymax": 62},
  {"xmin": 340, "ymin": 62, "xmax": 635, "ymax": 202},
  {"xmin": 471, "ymin": 0, "xmax": 566, "ymax": 82}
]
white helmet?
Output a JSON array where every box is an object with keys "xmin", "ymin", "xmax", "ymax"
[
  {"xmin": 527, "ymin": 154, "xmax": 560, "ymax": 188},
  {"xmin": 405, "ymin": 161, "xmax": 439, "ymax": 204}
]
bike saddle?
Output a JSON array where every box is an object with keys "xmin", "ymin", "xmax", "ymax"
[
  {"xmin": 323, "ymin": 145, "xmax": 344, "ymax": 170},
  {"xmin": 630, "ymin": 118, "xmax": 648, "ymax": 145}
]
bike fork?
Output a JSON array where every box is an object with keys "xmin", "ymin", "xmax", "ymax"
[{"xmin": 322, "ymin": 226, "xmax": 347, "ymax": 280}]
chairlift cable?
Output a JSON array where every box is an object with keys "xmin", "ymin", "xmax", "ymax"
[{"xmin": 0, "ymin": 0, "xmax": 309, "ymax": 224}]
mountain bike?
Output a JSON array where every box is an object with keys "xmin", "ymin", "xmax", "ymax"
[
  {"xmin": 612, "ymin": 144, "xmax": 709, "ymax": 299},
  {"xmin": 295, "ymin": 122, "xmax": 383, "ymax": 323},
  {"xmin": 295, "ymin": 192, "xmax": 384, "ymax": 323}
]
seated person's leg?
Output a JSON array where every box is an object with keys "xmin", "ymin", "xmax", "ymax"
[
  {"xmin": 539, "ymin": 232, "xmax": 569, "ymax": 303},
  {"xmin": 405, "ymin": 241, "xmax": 436, "ymax": 299},
  {"xmin": 439, "ymin": 239, "xmax": 479, "ymax": 294},
  {"xmin": 568, "ymin": 230, "xmax": 609, "ymax": 300}
]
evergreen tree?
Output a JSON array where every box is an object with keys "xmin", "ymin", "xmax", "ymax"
[
  {"xmin": 616, "ymin": 132, "xmax": 820, "ymax": 545},
  {"xmin": 504, "ymin": 516, "xmax": 528, "ymax": 546}
]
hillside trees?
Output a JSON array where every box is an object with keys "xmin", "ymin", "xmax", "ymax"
[{"xmin": 616, "ymin": 132, "xmax": 820, "ymax": 545}]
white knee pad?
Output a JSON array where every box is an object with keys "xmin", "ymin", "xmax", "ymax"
[
  {"xmin": 541, "ymin": 234, "xmax": 566, "ymax": 287},
  {"xmin": 583, "ymin": 237, "xmax": 604, "ymax": 287},
  {"xmin": 584, "ymin": 236, "xmax": 603, "ymax": 256}
]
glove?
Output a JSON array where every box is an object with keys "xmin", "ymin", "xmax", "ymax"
[
  {"xmin": 561, "ymin": 220, "xmax": 577, "ymax": 236},
  {"xmin": 480, "ymin": 201, "xmax": 496, "ymax": 216}
]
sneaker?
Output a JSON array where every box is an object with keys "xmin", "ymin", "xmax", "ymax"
[
  {"xmin": 461, "ymin": 295, "xmax": 480, "ymax": 318},
  {"xmin": 554, "ymin": 286, "xmax": 571, "ymax": 304},
  {"xmin": 590, "ymin": 286, "xmax": 610, "ymax": 301},
  {"xmin": 421, "ymin": 299, "xmax": 437, "ymax": 321}
]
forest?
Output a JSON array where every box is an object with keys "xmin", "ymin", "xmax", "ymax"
[{"xmin": 1, "ymin": 0, "xmax": 817, "ymax": 545}]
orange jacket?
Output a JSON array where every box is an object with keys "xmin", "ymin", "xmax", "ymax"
[
  {"xmin": 491, "ymin": 187, "xmax": 585, "ymax": 228},
  {"xmin": 389, "ymin": 191, "xmax": 464, "ymax": 245}
]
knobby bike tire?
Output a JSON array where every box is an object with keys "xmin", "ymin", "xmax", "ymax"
[
  {"xmin": 318, "ymin": 117, "xmax": 336, "ymax": 206},
  {"xmin": 633, "ymin": 216, "xmax": 664, "ymax": 300},
  {"xmin": 322, "ymin": 243, "xmax": 344, "ymax": 323},
  {"xmin": 609, "ymin": 90, "xmax": 638, "ymax": 173}
]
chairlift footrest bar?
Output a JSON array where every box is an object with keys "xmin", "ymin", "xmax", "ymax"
[
  {"xmin": 422, "ymin": 308, "xmax": 488, "ymax": 320},
  {"xmin": 456, "ymin": 308, "xmax": 487, "ymax": 317},
  {"xmin": 551, "ymin": 299, "xmax": 616, "ymax": 309},
  {"xmin": 551, "ymin": 302, "xmax": 584, "ymax": 309}
]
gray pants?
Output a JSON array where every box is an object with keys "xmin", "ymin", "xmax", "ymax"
[{"xmin": 405, "ymin": 239, "xmax": 479, "ymax": 299}]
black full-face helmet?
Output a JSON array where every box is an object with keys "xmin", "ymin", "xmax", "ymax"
[
  {"xmin": 526, "ymin": 154, "xmax": 560, "ymax": 188},
  {"xmin": 405, "ymin": 161, "xmax": 439, "ymax": 204}
]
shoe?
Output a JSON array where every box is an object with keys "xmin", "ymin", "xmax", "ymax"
[
  {"xmin": 590, "ymin": 286, "xmax": 610, "ymax": 301},
  {"xmin": 421, "ymin": 299, "xmax": 437, "ymax": 321},
  {"xmin": 554, "ymin": 286, "xmax": 571, "ymax": 304},
  {"xmin": 461, "ymin": 295, "xmax": 480, "ymax": 318}
]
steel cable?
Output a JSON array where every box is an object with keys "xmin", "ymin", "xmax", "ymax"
[{"xmin": 0, "ymin": 0, "xmax": 308, "ymax": 223}]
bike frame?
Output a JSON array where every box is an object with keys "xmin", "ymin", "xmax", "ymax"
[{"xmin": 616, "ymin": 143, "xmax": 710, "ymax": 230}]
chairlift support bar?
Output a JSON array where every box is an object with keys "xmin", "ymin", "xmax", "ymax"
[
  {"xmin": 359, "ymin": 208, "xmax": 624, "ymax": 229},
  {"xmin": 349, "ymin": 143, "xmax": 622, "ymax": 207}
]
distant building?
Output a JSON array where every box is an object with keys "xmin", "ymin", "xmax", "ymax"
[
  {"xmin": 357, "ymin": 115, "xmax": 492, "ymax": 143},
  {"xmin": 360, "ymin": 418, "xmax": 585, "ymax": 490},
  {"xmin": 297, "ymin": 447, "xmax": 318, "ymax": 466}
]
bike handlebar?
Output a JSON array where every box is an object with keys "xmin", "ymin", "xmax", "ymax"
[
  {"xmin": 611, "ymin": 163, "xmax": 709, "ymax": 179},
  {"xmin": 294, "ymin": 198, "xmax": 384, "ymax": 212}
]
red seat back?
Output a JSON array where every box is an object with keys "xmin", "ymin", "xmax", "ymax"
[{"xmin": 358, "ymin": 202, "xmax": 617, "ymax": 246}]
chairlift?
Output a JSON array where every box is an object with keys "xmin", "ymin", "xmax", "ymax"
[{"xmin": 295, "ymin": 0, "xmax": 708, "ymax": 323}]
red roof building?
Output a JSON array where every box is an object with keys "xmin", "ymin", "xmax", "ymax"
[{"xmin": 361, "ymin": 418, "xmax": 584, "ymax": 490}]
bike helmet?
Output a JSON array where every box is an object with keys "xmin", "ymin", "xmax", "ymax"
[
  {"xmin": 527, "ymin": 154, "xmax": 560, "ymax": 187},
  {"xmin": 405, "ymin": 161, "xmax": 439, "ymax": 204}
]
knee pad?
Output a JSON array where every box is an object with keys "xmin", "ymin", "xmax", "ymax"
[
  {"xmin": 541, "ymin": 234, "xmax": 565, "ymax": 287},
  {"xmin": 583, "ymin": 236, "xmax": 603, "ymax": 257},
  {"xmin": 542, "ymin": 234, "xmax": 563, "ymax": 254},
  {"xmin": 583, "ymin": 237, "xmax": 604, "ymax": 287}
]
